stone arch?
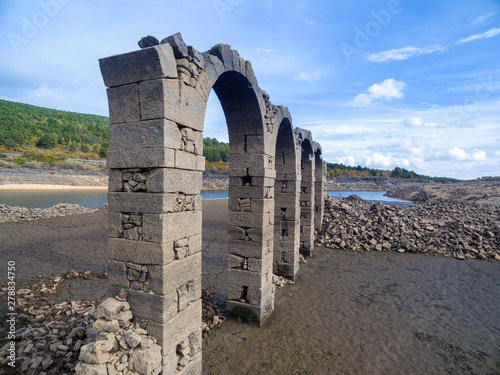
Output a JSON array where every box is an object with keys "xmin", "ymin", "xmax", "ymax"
[
  {"xmin": 272, "ymin": 111, "xmax": 301, "ymax": 279},
  {"xmin": 99, "ymin": 33, "xmax": 326, "ymax": 374},
  {"xmin": 294, "ymin": 128, "xmax": 316, "ymax": 257},
  {"xmin": 100, "ymin": 33, "xmax": 279, "ymax": 373}
]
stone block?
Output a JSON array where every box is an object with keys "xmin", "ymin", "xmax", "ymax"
[
  {"xmin": 107, "ymin": 148, "xmax": 175, "ymax": 169},
  {"xmin": 149, "ymin": 253, "xmax": 202, "ymax": 295},
  {"xmin": 228, "ymin": 241, "xmax": 267, "ymax": 259},
  {"xmin": 109, "ymin": 238, "xmax": 175, "ymax": 265},
  {"xmin": 108, "ymin": 260, "xmax": 128, "ymax": 288},
  {"xmin": 143, "ymin": 300, "xmax": 202, "ymax": 347},
  {"xmin": 177, "ymin": 84, "xmax": 208, "ymax": 131},
  {"xmin": 146, "ymin": 169, "xmax": 202, "ymax": 194},
  {"xmin": 99, "ymin": 44, "xmax": 177, "ymax": 87},
  {"xmin": 109, "ymin": 119, "xmax": 182, "ymax": 151},
  {"xmin": 138, "ymin": 78, "xmax": 180, "ymax": 122},
  {"xmin": 229, "ymin": 186, "xmax": 274, "ymax": 200},
  {"xmin": 127, "ymin": 288, "xmax": 178, "ymax": 324},
  {"xmin": 227, "ymin": 282, "xmax": 272, "ymax": 305},
  {"xmin": 108, "ymin": 211, "xmax": 123, "ymax": 238},
  {"xmin": 143, "ymin": 211, "xmax": 202, "ymax": 244},
  {"xmin": 227, "ymin": 298, "xmax": 274, "ymax": 326},
  {"xmin": 228, "ymin": 225, "xmax": 273, "ymax": 244},
  {"xmin": 228, "ymin": 197, "xmax": 274, "ymax": 214},
  {"xmin": 108, "ymin": 169, "xmax": 123, "ymax": 192},
  {"xmin": 107, "ymin": 84, "xmax": 140, "ymax": 125},
  {"xmin": 108, "ymin": 193, "xmax": 201, "ymax": 214},
  {"xmin": 175, "ymin": 151, "xmax": 205, "ymax": 171},
  {"xmin": 177, "ymin": 276, "xmax": 202, "ymax": 312},
  {"xmin": 228, "ymin": 269, "xmax": 267, "ymax": 288},
  {"xmin": 229, "ymin": 211, "xmax": 273, "ymax": 228}
]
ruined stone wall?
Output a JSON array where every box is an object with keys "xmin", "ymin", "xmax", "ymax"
[{"xmin": 96, "ymin": 33, "xmax": 326, "ymax": 375}]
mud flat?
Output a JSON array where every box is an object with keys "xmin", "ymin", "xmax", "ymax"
[{"xmin": 1, "ymin": 200, "xmax": 499, "ymax": 374}]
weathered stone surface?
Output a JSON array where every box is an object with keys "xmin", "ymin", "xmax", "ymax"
[
  {"xmin": 142, "ymin": 211, "xmax": 202, "ymax": 244},
  {"xmin": 147, "ymin": 169, "xmax": 202, "ymax": 194},
  {"xmin": 138, "ymin": 35, "xmax": 160, "ymax": 48},
  {"xmin": 100, "ymin": 43, "xmax": 177, "ymax": 87},
  {"xmin": 109, "ymin": 119, "xmax": 182, "ymax": 151},
  {"xmin": 161, "ymin": 32, "xmax": 189, "ymax": 58},
  {"xmin": 106, "ymin": 84, "xmax": 140, "ymax": 125}
]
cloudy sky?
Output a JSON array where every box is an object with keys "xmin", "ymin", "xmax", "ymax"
[{"xmin": 1, "ymin": 0, "xmax": 499, "ymax": 179}]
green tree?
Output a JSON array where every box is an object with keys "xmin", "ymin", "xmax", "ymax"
[{"xmin": 37, "ymin": 133, "xmax": 58, "ymax": 149}]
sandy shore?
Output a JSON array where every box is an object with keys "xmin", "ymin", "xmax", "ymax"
[{"xmin": 1, "ymin": 200, "xmax": 499, "ymax": 374}]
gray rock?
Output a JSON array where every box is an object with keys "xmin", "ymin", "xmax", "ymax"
[{"xmin": 138, "ymin": 35, "xmax": 159, "ymax": 49}]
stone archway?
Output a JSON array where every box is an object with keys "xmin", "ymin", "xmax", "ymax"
[{"xmin": 99, "ymin": 33, "xmax": 325, "ymax": 374}]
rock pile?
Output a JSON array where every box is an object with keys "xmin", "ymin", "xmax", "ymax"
[
  {"xmin": 0, "ymin": 275, "xmax": 97, "ymax": 374},
  {"xmin": 0, "ymin": 203, "xmax": 98, "ymax": 223},
  {"xmin": 316, "ymin": 195, "xmax": 500, "ymax": 260},
  {"xmin": 201, "ymin": 288, "xmax": 225, "ymax": 338},
  {"xmin": 75, "ymin": 293, "xmax": 164, "ymax": 375}
]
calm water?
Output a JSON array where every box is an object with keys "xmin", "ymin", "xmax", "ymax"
[
  {"xmin": 0, "ymin": 189, "xmax": 411, "ymax": 209},
  {"xmin": 327, "ymin": 190, "xmax": 412, "ymax": 204}
]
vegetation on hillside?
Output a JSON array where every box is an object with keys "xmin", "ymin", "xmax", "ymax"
[
  {"xmin": 326, "ymin": 163, "xmax": 460, "ymax": 183},
  {"xmin": 0, "ymin": 99, "xmax": 109, "ymax": 158},
  {"xmin": 0, "ymin": 99, "xmax": 459, "ymax": 181}
]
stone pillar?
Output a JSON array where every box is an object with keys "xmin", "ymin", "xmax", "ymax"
[
  {"xmin": 100, "ymin": 42, "xmax": 204, "ymax": 374},
  {"xmin": 212, "ymin": 70, "xmax": 276, "ymax": 326},
  {"xmin": 273, "ymin": 122, "xmax": 301, "ymax": 279},
  {"xmin": 227, "ymin": 158, "xmax": 276, "ymax": 325},
  {"xmin": 314, "ymin": 148, "xmax": 325, "ymax": 232},
  {"xmin": 299, "ymin": 144, "xmax": 315, "ymax": 257}
]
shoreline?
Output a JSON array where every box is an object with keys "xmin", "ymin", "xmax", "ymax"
[{"xmin": 0, "ymin": 183, "xmax": 108, "ymax": 191}]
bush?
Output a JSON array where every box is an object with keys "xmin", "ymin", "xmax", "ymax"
[
  {"xmin": 99, "ymin": 147, "xmax": 108, "ymax": 159},
  {"xmin": 42, "ymin": 154, "xmax": 57, "ymax": 166},
  {"xmin": 14, "ymin": 156, "xmax": 27, "ymax": 165}
]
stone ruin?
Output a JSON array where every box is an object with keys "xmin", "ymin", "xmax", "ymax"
[{"xmin": 82, "ymin": 33, "xmax": 326, "ymax": 374}]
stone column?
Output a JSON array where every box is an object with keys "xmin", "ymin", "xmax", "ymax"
[
  {"xmin": 273, "ymin": 122, "xmax": 301, "ymax": 279},
  {"xmin": 299, "ymin": 145, "xmax": 315, "ymax": 257},
  {"xmin": 314, "ymin": 149, "xmax": 325, "ymax": 232},
  {"xmin": 227, "ymin": 157, "xmax": 276, "ymax": 325},
  {"xmin": 100, "ymin": 42, "xmax": 204, "ymax": 374}
]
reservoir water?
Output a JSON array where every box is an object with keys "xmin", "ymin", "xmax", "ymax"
[{"xmin": 0, "ymin": 189, "xmax": 411, "ymax": 209}]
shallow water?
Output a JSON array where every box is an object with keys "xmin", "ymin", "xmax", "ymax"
[{"xmin": 0, "ymin": 189, "xmax": 411, "ymax": 209}]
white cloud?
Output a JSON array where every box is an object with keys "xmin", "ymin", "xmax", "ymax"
[
  {"xmin": 457, "ymin": 27, "xmax": 500, "ymax": 44},
  {"xmin": 469, "ymin": 12, "xmax": 496, "ymax": 25},
  {"xmin": 493, "ymin": 150, "xmax": 500, "ymax": 157},
  {"xmin": 294, "ymin": 71, "xmax": 321, "ymax": 82},
  {"xmin": 472, "ymin": 149, "xmax": 486, "ymax": 161},
  {"xmin": 447, "ymin": 147, "xmax": 468, "ymax": 160},
  {"xmin": 352, "ymin": 78, "xmax": 406, "ymax": 106},
  {"xmin": 333, "ymin": 156, "xmax": 356, "ymax": 166},
  {"xmin": 405, "ymin": 116, "xmax": 424, "ymax": 126},
  {"xmin": 367, "ymin": 45, "xmax": 445, "ymax": 62},
  {"xmin": 364, "ymin": 152, "xmax": 410, "ymax": 169}
]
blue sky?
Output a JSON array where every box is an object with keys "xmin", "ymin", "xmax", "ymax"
[{"xmin": 1, "ymin": 0, "xmax": 499, "ymax": 179}]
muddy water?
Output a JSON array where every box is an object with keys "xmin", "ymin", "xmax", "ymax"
[{"xmin": 202, "ymin": 200, "xmax": 500, "ymax": 375}]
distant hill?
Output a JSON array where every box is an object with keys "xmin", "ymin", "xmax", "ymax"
[
  {"xmin": 326, "ymin": 163, "xmax": 460, "ymax": 183},
  {"xmin": 0, "ymin": 99, "xmax": 109, "ymax": 156}
]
